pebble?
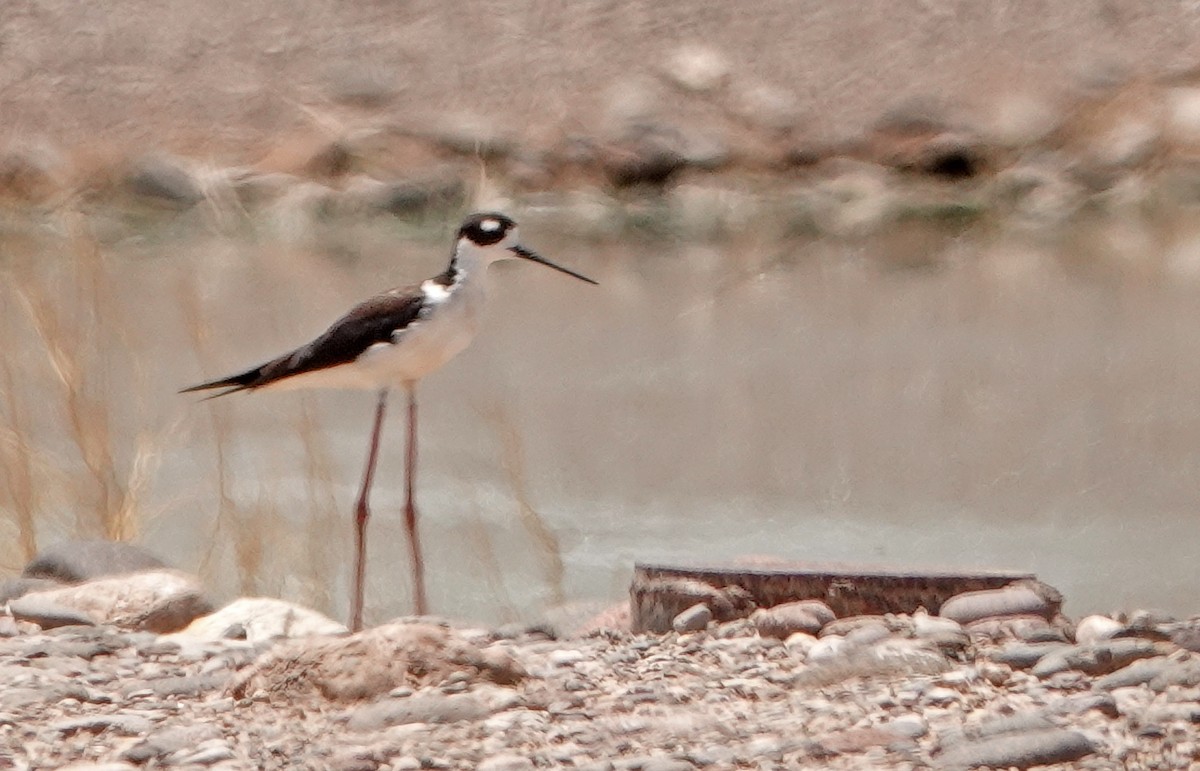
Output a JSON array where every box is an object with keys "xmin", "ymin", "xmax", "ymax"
[
  {"xmin": 1075, "ymin": 614, "xmax": 1125, "ymax": 645},
  {"xmin": 936, "ymin": 728, "xmax": 1097, "ymax": 769},
  {"xmin": 1032, "ymin": 638, "xmax": 1160, "ymax": 678},
  {"xmin": 989, "ymin": 641, "xmax": 1070, "ymax": 669},
  {"xmin": 806, "ymin": 634, "xmax": 846, "ymax": 663},
  {"xmin": 751, "ymin": 602, "xmax": 824, "ymax": 638},
  {"xmin": 477, "ymin": 755, "xmax": 535, "ymax": 771},
  {"xmin": 1095, "ymin": 656, "xmax": 1173, "ymax": 690},
  {"xmin": 548, "ymin": 649, "xmax": 587, "ymax": 667},
  {"xmin": 913, "ymin": 610, "xmax": 964, "ymax": 639},
  {"xmin": 9, "ymin": 595, "xmax": 98, "ymax": 629},
  {"xmin": 0, "ymin": 585, "xmax": 1193, "ymax": 770},
  {"xmin": 671, "ymin": 603, "xmax": 711, "ymax": 633},
  {"xmin": 126, "ymin": 155, "xmax": 204, "ymax": 207},
  {"xmin": 939, "ymin": 582, "xmax": 1059, "ymax": 625},
  {"xmin": 346, "ymin": 693, "xmax": 502, "ymax": 731}
]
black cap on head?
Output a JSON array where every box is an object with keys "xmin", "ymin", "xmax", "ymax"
[{"xmin": 458, "ymin": 212, "xmax": 516, "ymax": 246}]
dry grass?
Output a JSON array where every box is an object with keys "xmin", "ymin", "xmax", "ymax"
[
  {"xmin": 487, "ymin": 401, "xmax": 567, "ymax": 608},
  {"xmin": 0, "ymin": 358, "xmax": 41, "ymax": 569},
  {"xmin": 297, "ymin": 398, "xmax": 342, "ymax": 616},
  {"xmin": 0, "ymin": 214, "xmax": 170, "ymax": 562}
]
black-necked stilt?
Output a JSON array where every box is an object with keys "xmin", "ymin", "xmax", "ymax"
[{"xmin": 182, "ymin": 212, "xmax": 596, "ymax": 631}]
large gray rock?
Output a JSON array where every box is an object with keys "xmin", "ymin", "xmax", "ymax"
[
  {"xmin": 23, "ymin": 540, "xmax": 166, "ymax": 583},
  {"xmin": 14, "ymin": 570, "xmax": 211, "ymax": 633}
]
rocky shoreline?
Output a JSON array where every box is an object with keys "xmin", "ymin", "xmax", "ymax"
[
  {"xmin": 7, "ymin": 48, "xmax": 1200, "ymax": 242},
  {"xmin": 2, "ymin": 542, "xmax": 1199, "ymax": 770}
]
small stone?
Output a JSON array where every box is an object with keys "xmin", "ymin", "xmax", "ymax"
[
  {"xmin": 172, "ymin": 740, "xmax": 236, "ymax": 766},
  {"xmin": 477, "ymin": 755, "xmax": 534, "ymax": 771},
  {"xmin": 784, "ymin": 632, "xmax": 818, "ymax": 655},
  {"xmin": 939, "ymin": 581, "xmax": 1061, "ymax": 625},
  {"xmin": 752, "ymin": 602, "xmax": 824, "ymax": 639},
  {"xmin": 816, "ymin": 726, "xmax": 908, "ymax": 754},
  {"xmin": 913, "ymin": 610, "xmax": 964, "ymax": 639},
  {"xmin": 8, "ymin": 594, "xmax": 98, "ymax": 629},
  {"xmin": 662, "ymin": 44, "xmax": 730, "ymax": 93},
  {"xmin": 935, "ymin": 728, "xmax": 1097, "ymax": 769},
  {"xmin": 1075, "ymin": 615, "xmax": 1124, "ymax": 645},
  {"xmin": 843, "ymin": 622, "xmax": 891, "ymax": 648},
  {"xmin": 50, "ymin": 714, "xmax": 153, "ymax": 737},
  {"xmin": 807, "ymin": 635, "xmax": 846, "ymax": 663},
  {"xmin": 346, "ymin": 693, "xmax": 506, "ymax": 731},
  {"xmin": 1095, "ymin": 657, "xmax": 1172, "ymax": 691},
  {"xmin": 1032, "ymin": 638, "xmax": 1161, "ymax": 679},
  {"xmin": 924, "ymin": 687, "xmax": 960, "ymax": 706},
  {"xmin": 548, "ymin": 649, "xmax": 587, "ymax": 667},
  {"xmin": 127, "ymin": 156, "xmax": 203, "ymax": 207},
  {"xmin": 1048, "ymin": 691, "xmax": 1119, "ymax": 719},
  {"xmin": 120, "ymin": 725, "xmax": 223, "ymax": 764},
  {"xmin": 672, "ymin": 603, "xmax": 712, "ymax": 633},
  {"xmin": 885, "ymin": 717, "xmax": 929, "ymax": 739},
  {"xmin": 615, "ymin": 757, "xmax": 695, "ymax": 771},
  {"xmin": 988, "ymin": 642, "xmax": 1069, "ymax": 669},
  {"xmin": 630, "ymin": 577, "xmax": 755, "ymax": 633}
]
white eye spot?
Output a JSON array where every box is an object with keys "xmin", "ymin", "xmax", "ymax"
[{"xmin": 480, "ymin": 219, "xmax": 501, "ymax": 232}]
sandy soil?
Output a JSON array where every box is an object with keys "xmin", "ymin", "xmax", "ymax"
[{"xmin": 5, "ymin": 1, "xmax": 1200, "ymax": 160}]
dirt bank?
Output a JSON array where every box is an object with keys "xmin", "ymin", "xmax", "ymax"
[{"xmin": 5, "ymin": 1, "xmax": 1200, "ymax": 158}]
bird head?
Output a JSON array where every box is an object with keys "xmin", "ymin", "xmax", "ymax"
[{"xmin": 455, "ymin": 212, "xmax": 598, "ymax": 284}]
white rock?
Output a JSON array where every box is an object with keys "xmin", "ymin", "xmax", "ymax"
[
  {"xmin": 174, "ymin": 597, "xmax": 346, "ymax": 642},
  {"xmin": 785, "ymin": 632, "xmax": 818, "ymax": 656},
  {"xmin": 663, "ymin": 44, "xmax": 730, "ymax": 93},
  {"xmin": 1075, "ymin": 615, "xmax": 1124, "ymax": 646},
  {"xmin": 924, "ymin": 686, "xmax": 960, "ymax": 705},
  {"xmin": 807, "ymin": 635, "xmax": 846, "ymax": 664},
  {"xmin": 478, "ymin": 755, "xmax": 534, "ymax": 771},
  {"xmin": 913, "ymin": 609, "xmax": 964, "ymax": 638},
  {"xmin": 548, "ymin": 649, "xmax": 587, "ymax": 667}
]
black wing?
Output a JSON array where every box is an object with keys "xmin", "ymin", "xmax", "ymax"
[{"xmin": 181, "ymin": 288, "xmax": 426, "ymax": 398}]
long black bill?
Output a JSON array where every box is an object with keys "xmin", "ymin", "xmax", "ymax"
[{"xmin": 510, "ymin": 245, "xmax": 598, "ymax": 285}]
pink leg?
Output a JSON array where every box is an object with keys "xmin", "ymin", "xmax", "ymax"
[
  {"xmin": 350, "ymin": 389, "xmax": 388, "ymax": 632},
  {"xmin": 404, "ymin": 383, "xmax": 428, "ymax": 615}
]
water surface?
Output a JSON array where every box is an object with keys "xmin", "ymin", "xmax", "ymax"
[{"xmin": 4, "ymin": 210, "xmax": 1199, "ymax": 624}]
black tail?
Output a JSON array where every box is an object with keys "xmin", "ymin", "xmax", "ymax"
[{"xmin": 179, "ymin": 365, "xmax": 266, "ymax": 400}]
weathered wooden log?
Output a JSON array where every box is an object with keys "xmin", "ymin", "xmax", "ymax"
[{"xmin": 631, "ymin": 560, "xmax": 1036, "ymax": 633}]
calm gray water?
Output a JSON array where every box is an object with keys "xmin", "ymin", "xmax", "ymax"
[{"xmin": 4, "ymin": 209, "xmax": 1200, "ymax": 625}]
